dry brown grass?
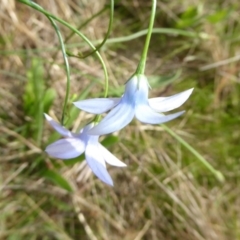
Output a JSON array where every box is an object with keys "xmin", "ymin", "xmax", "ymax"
[{"xmin": 1, "ymin": 0, "xmax": 240, "ymax": 239}]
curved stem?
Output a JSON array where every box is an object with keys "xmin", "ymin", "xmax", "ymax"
[
  {"xmin": 77, "ymin": 0, "xmax": 114, "ymax": 59},
  {"xmin": 19, "ymin": 0, "xmax": 109, "ymax": 118},
  {"xmin": 47, "ymin": 7, "xmax": 107, "ymax": 75},
  {"xmin": 65, "ymin": 7, "xmax": 107, "ymax": 44},
  {"xmin": 136, "ymin": 0, "xmax": 157, "ymax": 75},
  {"xmin": 47, "ymin": 17, "xmax": 71, "ymax": 125}
]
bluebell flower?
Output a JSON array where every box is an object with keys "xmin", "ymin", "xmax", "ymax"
[
  {"xmin": 74, "ymin": 74, "xmax": 193, "ymax": 135},
  {"xmin": 44, "ymin": 114, "xmax": 126, "ymax": 186}
]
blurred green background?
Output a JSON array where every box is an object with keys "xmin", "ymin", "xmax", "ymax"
[{"xmin": 1, "ymin": 0, "xmax": 240, "ymax": 239}]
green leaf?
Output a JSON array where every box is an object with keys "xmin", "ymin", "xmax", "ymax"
[
  {"xmin": 181, "ymin": 7, "xmax": 198, "ymax": 19},
  {"xmin": 24, "ymin": 58, "xmax": 44, "ymax": 115},
  {"xmin": 43, "ymin": 88, "xmax": 56, "ymax": 112},
  {"xmin": 63, "ymin": 155, "xmax": 85, "ymax": 166},
  {"xmin": 23, "ymin": 58, "xmax": 45, "ymax": 144},
  {"xmin": 101, "ymin": 135, "xmax": 119, "ymax": 147},
  {"xmin": 175, "ymin": 7, "xmax": 199, "ymax": 28},
  {"xmin": 207, "ymin": 10, "xmax": 228, "ymax": 24},
  {"xmin": 42, "ymin": 169, "xmax": 73, "ymax": 192}
]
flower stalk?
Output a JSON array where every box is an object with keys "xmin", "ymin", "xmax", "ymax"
[{"xmin": 136, "ymin": 0, "xmax": 157, "ymax": 75}]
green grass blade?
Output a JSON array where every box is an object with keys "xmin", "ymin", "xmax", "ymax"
[{"xmin": 162, "ymin": 124, "xmax": 225, "ymax": 182}]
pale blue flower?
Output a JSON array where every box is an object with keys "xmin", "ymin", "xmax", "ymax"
[
  {"xmin": 44, "ymin": 114, "xmax": 126, "ymax": 186},
  {"xmin": 74, "ymin": 74, "xmax": 193, "ymax": 135}
]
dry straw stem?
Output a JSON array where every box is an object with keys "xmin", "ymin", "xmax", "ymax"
[
  {"xmin": 119, "ymin": 142, "xmax": 226, "ymax": 240},
  {"xmin": 0, "ymin": 126, "xmax": 41, "ymax": 153},
  {"xmin": 73, "ymin": 194, "xmax": 125, "ymax": 234},
  {"xmin": 1, "ymin": 0, "xmax": 240, "ymax": 239},
  {"xmin": 25, "ymin": 195, "xmax": 74, "ymax": 240},
  {"xmin": 72, "ymin": 199, "xmax": 98, "ymax": 240}
]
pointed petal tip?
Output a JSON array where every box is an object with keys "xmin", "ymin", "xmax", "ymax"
[
  {"xmin": 148, "ymin": 87, "xmax": 194, "ymax": 113},
  {"xmin": 94, "ymin": 169, "xmax": 114, "ymax": 186},
  {"xmin": 178, "ymin": 110, "xmax": 185, "ymax": 115},
  {"xmin": 100, "ymin": 145, "xmax": 127, "ymax": 167},
  {"xmin": 136, "ymin": 103, "xmax": 185, "ymax": 124},
  {"xmin": 105, "ymin": 179, "xmax": 114, "ymax": 187},
  {"xmin": 44, "ymin": 113, "xmax": 51, "ymax": 121},
  {"xmin": 72, "ymin": 101, "xmax": 82, "ymax": 107},
  {"xmin": 85, "ymin": 143, "xmax": 115, "ymax": 186},
  {"xmin": 45, "ymin": 148, "xmax": 55, "ymax": 158},
  {"xmin": 120, "ymin": 163, "xmax": 127, "ymax": 167},
  {"xmin": 45, "ymin": 146, "xmax": 54, "ymax": 157},
  {"xmin": 186, "ymin": 88, "xmax": 194, "ymax": 95},
  {"xmin": 180, "ymin": 88, "xmax": 194, "ymax": 100}
]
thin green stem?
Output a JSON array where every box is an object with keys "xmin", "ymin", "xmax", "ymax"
[
  {"xmin": 47, "ymin": 17, "xmax": 71, "ymax": 125},
  {"xmin": 34, "ymin": 63, "xmax": 44, "ymax": 146},
  {"xmin": 0, "ymin": 28, "xmax": 208, "ymax": 56},
  {"xmin": 76, "ymin": 0, "xmax": 114, "ymax": 59},
  {"xmin": 65, "ymin": 7, "xmax": 107, "ymax": 44},
  {"xmin": 47, "ymin": 7, "xmax": 107, "ymax": 75},
  {"xmin": 19, "ymin": 0, "xmax": 109, "ymax": 120},
  {"xmin": 161, "ymin": 124, "xmax": 225, "ymax": 182},
  {"xmin": 136, "ymin": 0, "xmax": 157, "ymax": 75}
]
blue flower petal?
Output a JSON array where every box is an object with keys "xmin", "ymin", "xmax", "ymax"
[
  {"xmin": 44, "ymin": 114, "xmax": 73, "ymax": 137},
  {"xmin": 148, "ymin": 88, "xmax": 194, "ymax": 112},
  {"xmin": 99, "ymin": 145, "xmax": 127, "ymax": 167},
  {"xmin": 45, "ymin": 138, "xmax": 85, "ymax": 159},
  {"xmin": 85, "ymin": 141, "xmax": 113, "ymax": 186},
  {"xmin": 73, "ymin": 98, "xmax": 120, "ymax": 114},
  {"xmin": 135, "ymin": 103, "xmax": 185, "ymax": 124},
  {"xmin": 88, "ymin": 100, "xmax": 135, "ymax": 135}
]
